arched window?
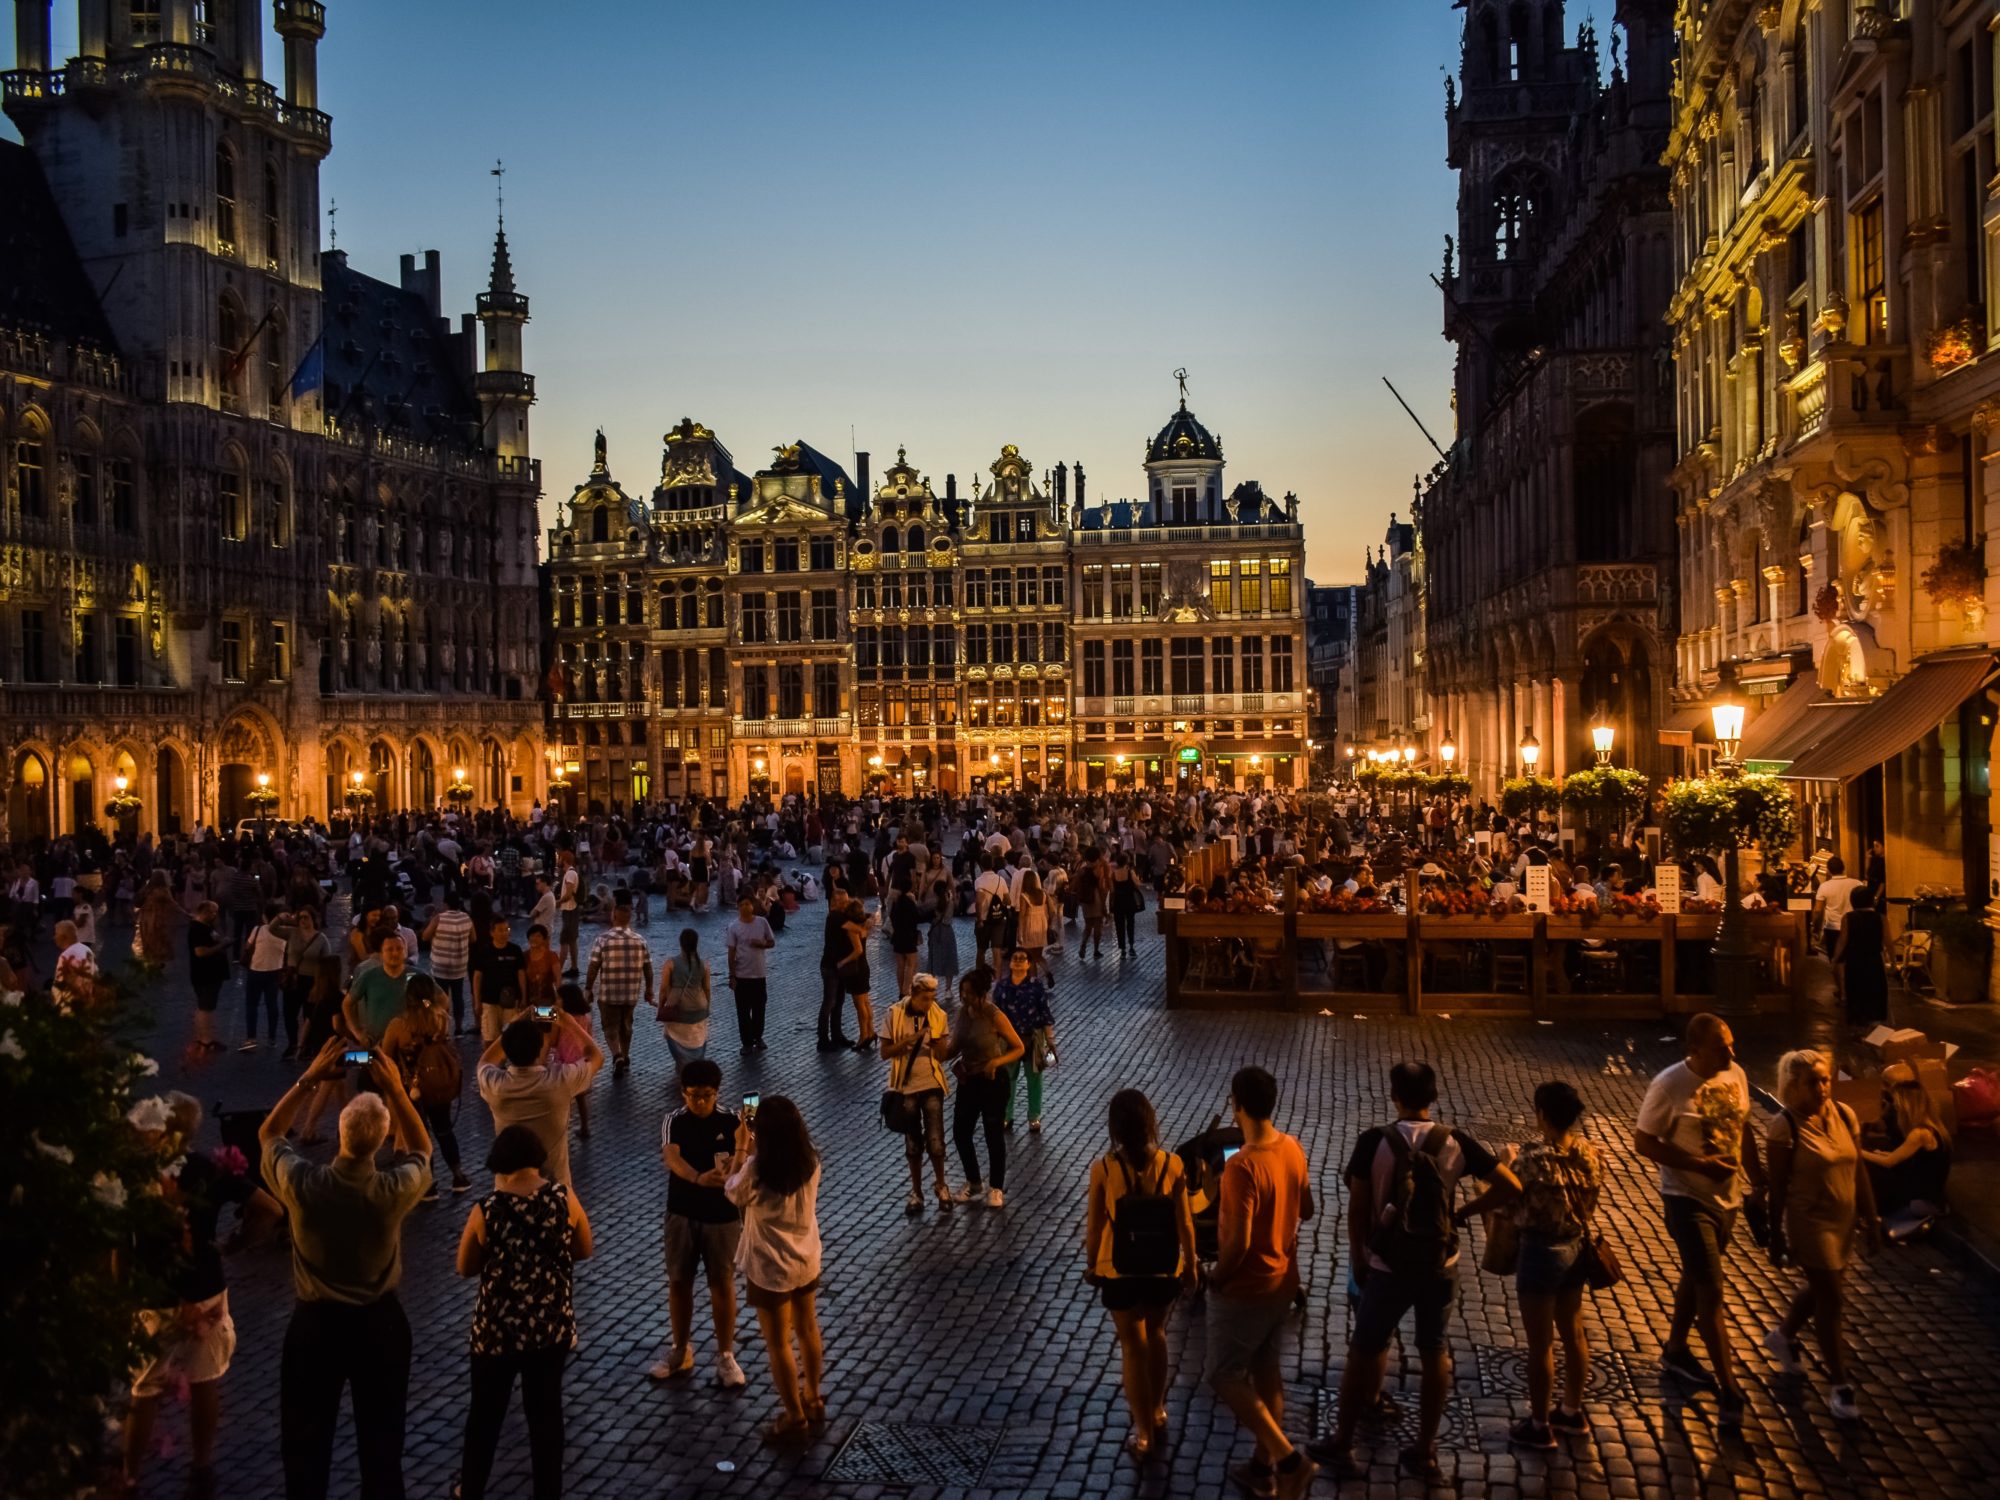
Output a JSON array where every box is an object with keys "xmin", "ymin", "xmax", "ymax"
[
  {"xmin": 907, "ymin": 524, "xmax": 925, "ymax": 554},
  {"xmin": 217, "ymin": 294, "xmax": 245, "ymax": 412},
  {"xmin": 215, "ymin": 142, "xmax": 238, "ymax": 256},
  {"xmin": 1492, "ymin": 166, "xmax": 1541, "ymax": 262},
  {"xmin": 881, "ymin": 527, "xmax": 900, "ymax": 554},
  {"xmin": 267, "ymin": 464, "xmax": 292, "ymax": 548},
  {"xmin": 591, "ymin": 507, "xmax": 609, "ymax": 542},
  {"xmin": 218, "ymin": 451, "xmax": 248, "ymax": 540},
  {"xmin": 14, "ymin": 412, "xmax": 48, "ymax": 520},
  {"xmin": 263, "ymin": 159, "xmax": 281, "ymax": 273}
]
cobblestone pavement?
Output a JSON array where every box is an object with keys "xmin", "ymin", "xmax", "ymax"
[{"xmin": 115, "ymin": 898, "xmax": 2000, "ymax": 1500}]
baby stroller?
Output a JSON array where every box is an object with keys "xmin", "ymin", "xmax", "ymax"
[{"xmin": 1175, "ymin": 1115, "xmax": 1310, "ymax": 1309}]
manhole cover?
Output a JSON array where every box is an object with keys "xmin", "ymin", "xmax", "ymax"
[
  {"xmin": 823, "ymin": 1422, "xmax": 999, "ymax": 1486},
  {"xmin": 1309, "ymin": 1387, "xmax": 1477, "ymax": 1451},
  {"xmin": 1471, "ymin": 1344, "xmax": 1635, "ymax": 1404}
]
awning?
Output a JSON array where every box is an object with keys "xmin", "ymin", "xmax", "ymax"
[
  {"xmin": 1782, "ymin": 652, "xmax": 1998, "ymax": 782},
  {"xmin": 1658, "ymin": 703, "xmax": 1710, "ymax": 748},
  {"xmin": 1737, "ymin": 676, "xmax": 1824, "ymax": 762}
]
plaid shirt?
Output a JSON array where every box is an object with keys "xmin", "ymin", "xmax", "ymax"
[{"xmin": 586, "ymin": 926, "xmax": 652, "ymax": 1008}]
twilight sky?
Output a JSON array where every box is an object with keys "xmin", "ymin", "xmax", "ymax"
[{"xmin": 13, "ymin": 0, "xmax": 1471, "ymax": 581}]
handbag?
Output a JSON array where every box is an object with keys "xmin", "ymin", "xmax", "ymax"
[
  {"xmin": 1580, "ymin": 1233, "xmax": 1624, "ymax": 1289},
  {"xmin": 1480, "ymin": 1212, "xmax": 1520, "ymax": 1276}
]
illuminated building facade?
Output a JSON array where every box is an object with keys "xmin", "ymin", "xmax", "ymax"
[{"xmin": 0, "ymin": 0, "xmax": 546, "ymax": 840}]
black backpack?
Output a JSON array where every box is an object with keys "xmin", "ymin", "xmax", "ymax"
[
  {"xmin": 1109, "ymin": 1154, "xmax": 1180, "ymax": 1277},
  {"xmin": 1368, "ymin": 1123, "xmax": 1457, "ymax": 1276}
]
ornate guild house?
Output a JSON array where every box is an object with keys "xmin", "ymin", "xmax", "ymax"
[{"xmin": 0, "ymin": 1, "xmax": 545, "ymax": 840}]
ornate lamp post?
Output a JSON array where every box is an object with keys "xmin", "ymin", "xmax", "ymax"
[
  {"xmin": 106, "ymin": 772, "xmax": 143, "ymax": 831},
  {"xmin": 1707, "ymin": 699, "xmax": 1757, "ymax": 1008},
  {"xmin": 1591, "ymin": 719, "xmax": 1616, "ymax": 767},
  {"xmin": 248, "ymin": 771, "xmax": 279, "ymax": 836},
  {"xmin": 1519, "ymin": 730, "xmax": 1541, "ymax": 778},
  {"xmin": 344, "ymin": 768, "xmax": 373, "ymax": 829},
  {"xmin": 446, "ymin": 765, "xmax": 475, "ymax": 811},
  {"xmin": 1345, "ymin": 744, "xmax": 1356, "ymax": 782}
]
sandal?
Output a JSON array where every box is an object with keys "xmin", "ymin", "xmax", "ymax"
[
  {"xmin": 1124, "ymin": 1430, "xmax": 1151, "ymax": 1463},
  {"xmin": 806, "ymin": 1397, "xmax": 827, "ymax": 1429},
  {"xmin": 761, "ymin": 1413, "xmax": 811, "ymax": 1446}
]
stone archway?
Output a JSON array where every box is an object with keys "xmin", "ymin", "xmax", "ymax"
[
  {"xmin": 66, "ymin": 750, "xmax": 98, "ymax": 834},
  {"xmin": 216, "ymin": 713, "xmax": 278, "ymax": 829},
  {"xmin": 409, "ymin": 739, "xmax": 438, "ymax": 810},
  {"xmin": 9, "ymin": 750, "xmax": 52, "ymax": 844},
  {"xmin": 155, "ymin": 744, "xmax": 188, "ymax": 836},
  {"xmin": 369, "ymin": 739, "xmax": 398, "ymax": 811}
]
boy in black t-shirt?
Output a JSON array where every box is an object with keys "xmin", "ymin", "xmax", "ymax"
[{"xmin": 650, "ymin": 1057, "xmax": 746, "ymax": 1388}]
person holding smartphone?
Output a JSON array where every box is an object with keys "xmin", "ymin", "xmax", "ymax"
[{"xmin": 650, "ymin": 1058, "xmax": 745, "ymax": 1387}]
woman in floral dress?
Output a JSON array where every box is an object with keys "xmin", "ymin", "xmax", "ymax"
[{"xmin": 455, "ymin": 1124, "xmax": 595, "ymax": 1499}]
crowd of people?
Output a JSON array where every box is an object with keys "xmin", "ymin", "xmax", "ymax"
[{"xmin": 0, "ymin": 782, "xmax": 1954, "ymax": 1497}]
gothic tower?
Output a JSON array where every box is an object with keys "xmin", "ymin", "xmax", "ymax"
[
  {"xmin": 476, "ymin": 216, "xmax": 533, "ymax": 462},
  {"xmin": 1444, "ymin": 0, "xmax": 1595, "ymax": 428},
  {"xmin": 4, "ymin": 0, "xmax": 330, "ymax": 424}
]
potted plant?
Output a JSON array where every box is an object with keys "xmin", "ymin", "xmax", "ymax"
[
  {"xmin": 1930, "ymin": 910, "xmax": 1992, "ymax": 1004},
  {"xmin": 1422, "ymin": 771, "xmax": 1472, "ymax": 800}
]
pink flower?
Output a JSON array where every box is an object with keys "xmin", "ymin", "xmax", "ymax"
[{"xmin": 209, "ymin": 1145, "xmax": 249, "ymax": 1177}]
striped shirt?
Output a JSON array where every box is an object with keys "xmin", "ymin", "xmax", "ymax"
[
  {"xmin": 429, "ymin": 909, "xmax": 476, "ymax": 980},
  {"xmin": 586, "ymin": 926, "xmax": 652, "ymax": 1008}
]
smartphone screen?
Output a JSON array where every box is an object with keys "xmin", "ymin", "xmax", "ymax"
[
  {"xmin": 742, "ymin": 1093, "xmax": 760, "ymax": 1120},
  {"xmin": 532, "ymin": 1005, "xmax": 556, "ymax": 1021},
  {"xmin": 1222, "ymin": 1146, "xmax": 1241, "ymax": 1163},
  {"xmin": 342, "ymin": 1048, "xmax": 372, "ymax": 1066}
]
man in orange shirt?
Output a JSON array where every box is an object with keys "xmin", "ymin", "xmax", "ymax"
[{"xmin": 1205, "ymin": 1066, "xmax": 1317, "ymax": 1499}]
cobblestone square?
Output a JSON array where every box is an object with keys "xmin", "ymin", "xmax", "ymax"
[{"xmin": 117, "ymin": 901, "xmax": 2000, "ymax": 1499}]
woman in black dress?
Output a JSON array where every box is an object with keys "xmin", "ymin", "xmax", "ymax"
[{"xmin": 1833, "ymin": 886, "xmax": 1889, "ymax": 1027}]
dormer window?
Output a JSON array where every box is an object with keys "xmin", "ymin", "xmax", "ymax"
[{"xmin": 592, "ymin": 508, "xmax": 609, "ymax": 542}]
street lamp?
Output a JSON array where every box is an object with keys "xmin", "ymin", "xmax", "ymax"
[
  {"xmin": 1402, "ymin": 744, "xmax": 1418, "ymax": 765},
  {"xmin": 446, "ymin": 765, "xmax": 474, "ymax": 809},
  {"xmin": 1519, "ymin": 731, "xmax": 1541, "ymax": 777},
  {"xmin": 1439, "ymin": 736, "xmax": 1457, "ymax": 767},
  {"xmin": 1707, "ymin": 698, "xmax": 1755, "ymax": 1008},
  {"xmin": 1591, "ymin": 720, "xmax": 1616, "ymax": 767}
]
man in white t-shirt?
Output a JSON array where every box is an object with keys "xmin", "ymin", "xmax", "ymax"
[
  {"xmin": 1810, "ymin": 856, "xmax": 1864, "ymax": 958},
  {"xmin": 972, "ymin": 859, "xmax": 1012, "ymax": 970},
  {"xmin": 1635, "ymin": 1013, "xmax": 1764, "ymax": 1427},
  {"xmin": 555, "ymin": 848, "xmax": 582, "ymax": 977}
]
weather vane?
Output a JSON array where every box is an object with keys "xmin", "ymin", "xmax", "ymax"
[
  {"xmin": 327, "ymin": 197, "xmax": 337, "ymax": 250},
  {"xmin": 1174, "ymin": 367, "xmax": 1189, "ymax": 407},
  {"xmin": 492, "ymin": 158, "xmax": 506, "ymax": 227}
]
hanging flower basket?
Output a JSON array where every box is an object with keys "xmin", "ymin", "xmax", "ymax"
[
  {"xmin": 1558, "ymin": 765, "xmax": 1651, "ymax": 832},
  {"xmin": 1927, "ymin": 315, "xmax": 1979, "ymax": 373},
  {"xmin": 1920, "ymin": 540, "xmax": 1985, "ymax": 610},
  {"xmin": 1353, "ymin": 762, "xmax": 1385, "ymax": 790},
  {"xmin": 244, "ymin": 786, "xmax": 280, "ymax": 812},
  {"xmin": 103, "ymin": 793, "xmax": 143, "ymax": 821},
  {"xmin": 445, "ymin": 782, "xmax": 475, "ymax": 805},
  {"xmin": 1660, "ymin": 773, "xmax": 1800, "ymax": 855},
  {"xmin": 1500, "ymin": 777, "xmax": 1561, "ymax": 820},
  {"xmin": 1421, "ymin": 771, "xmax": 1472, "ymax": 799},
  {"xmin": 342, "ymin": 786, "xmax": 376, "ymax": 807}
]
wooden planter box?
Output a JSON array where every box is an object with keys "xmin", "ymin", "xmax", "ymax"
[
  {"xmin": 1418, "ymin": 914, "xmax": 1538, "ymax": 940},
  {"xmin": 1544, "ymin": 914, "xmax": 1669, "ymax": 941},
  {"xmin": 1296, "ymin": 912, "xmax": 1410, "ymax": 1011}
]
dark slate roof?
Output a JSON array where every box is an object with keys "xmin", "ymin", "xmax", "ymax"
[
  {"xmin": 760, "ymin": 441, "xmax": 859, "ymax": 521},
  {"xmin": 321, "ymin": 250, "xmax": 481, "ymax": 448},
  {"xmin": 1227, "ymin": 480, "xmax": 1285, "ymax": 522},
  {"xmin": 0, "ymin": 139, "xmax": 118, "ymax": 350},
  {"xmin": 1145, "ymin": 401, "xmax": 1223, "ymax": 463},
  {"xmin": 1075, "ymin": 498, "xmax": 1155, "ymax": 531}
]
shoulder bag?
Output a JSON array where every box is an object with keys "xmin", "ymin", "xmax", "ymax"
[{"xmin": 879, "ymin": 1009, "xmax": 934, "ymax": 1136}]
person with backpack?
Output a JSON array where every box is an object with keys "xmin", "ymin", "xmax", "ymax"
[
  {"xmin": 1311, "ymin": 1061, "xmax": 1519, "ymax": 1484},
  {"xmin": 1501, "ymin": 1080, "xmax": 1604, "ymax": 1450},
  {"xmin": 1076, "ymin": 846, "xmax": 1110, "ymax": 961},
  {"xmin": 1084, "ymin": 1088, "xmax": 1197, "ymax": 1463},
  {"xmin": 1762, "ymin": 1048, "xmax": 1878, "ymax": 1421},
  {"xmin": 383, "ymin": 973, "xmax": 471, "ymax": 1196},
  {"xmin": 972, "ymin": 854, "xmax": 1013, "ymax": 972},
  {"xmin": 1204, "ymin": 1066, "xmax": 1317, "ymax": 1500}
]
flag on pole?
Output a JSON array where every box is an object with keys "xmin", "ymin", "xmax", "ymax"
[{"xmin": 288, "ymin": 335, "xmax": 324, "ymax": 400}]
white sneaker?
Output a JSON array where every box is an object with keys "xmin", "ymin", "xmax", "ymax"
[
  {"xmin": 647, "ymin": 1344, "xmax": 693, "ymax": 1380},
  {"xmin": 955, "ymin": 1182, "xmax": 984, "ymax": 1204},
  {"xmin": 715, "ymin": 1352, "xmax": 748, "ymax": 1390},
  {"xmin": 1827, "ymin": 1384, "xmax": 1859, "ymax": 1420},
  {"xmin": 987, "ymin": 1187, "xmax": 1005, "ymax": 1209},
  {"xmin": 1762, "ymin": 1327, "xmax": 1802, "ymax": 1374}
]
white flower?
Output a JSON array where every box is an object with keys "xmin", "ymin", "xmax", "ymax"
[
  {"xmin": 31, "ymin": 1131, "xmax": 73, "ymax": 1165},
  {"xmin": 0, "ymin": 1030, "xmax": 22, "ymax": 1061},
  {"xmin": 131, "ymin": 1054, "xmax": 160, "ymax": 1077},
  {"xmin": 90, "ymin": 1173, "xmax": 127, "ymax": 1210},
  {"xmin": 127, "ymin": 1096, "xmax": 171, "ymax": 1132}
]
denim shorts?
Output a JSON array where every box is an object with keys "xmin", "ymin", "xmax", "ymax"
[
  {"xmin": 1349, "ymin": 1264, "xmax": 1459, "ymax": 1355},
  {"xmin": 1514, "ymin": 1233, "xmax": 1584, "ymax": 1296},
  {"xmin": 1662, "ymin": 1195, "xmax": 1735, "ymax": 1288}
]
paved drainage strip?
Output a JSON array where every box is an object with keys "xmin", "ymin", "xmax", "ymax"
[{"xmin": 822, "ymin": 1422, "xmax": 1002, "ymax": 1487}]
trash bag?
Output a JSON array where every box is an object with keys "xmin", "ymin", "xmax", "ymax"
[{"xmin": 1953, "ymin": 1067, "xmax": 2000, "ymax": 1128}]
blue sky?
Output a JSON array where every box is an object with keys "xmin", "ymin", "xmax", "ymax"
[{"xmin": 12, "ymin": 0, "xmax": 1471, "ymax": 580}]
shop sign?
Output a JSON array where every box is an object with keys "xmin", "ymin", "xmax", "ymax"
[
  {"xmin": 1654, "ymin": 864, "xmax": 1681, "ymax": 914},
  {"xmin": 1176, "ymin": 747, "xmax": 1201, "ymax": 763}
]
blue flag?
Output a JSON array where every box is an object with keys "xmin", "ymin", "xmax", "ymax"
[{"xmin": 289, "ymin": 336, "xmax": 324, "ymax": 400}]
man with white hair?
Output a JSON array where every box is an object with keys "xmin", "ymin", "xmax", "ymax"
[{"xmin": 259, "ymin": 1039, "xmax": 432, "ymax": 1499}]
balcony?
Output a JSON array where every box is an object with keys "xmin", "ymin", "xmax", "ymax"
[
  {"xmin": 732, "ymin": 716, "xmax": 850, "ymax": 739},
  {"xmin": 1783, "ymin": 346, "xmax": 1908, "ymax": 443},
  {"xmin": 1071, "ymin": 522, "xmax": 1302, "ymax": 547},
  {"xmin": 1172, "ymin": 694, "xmax": 1204, "ymax": 714}
]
